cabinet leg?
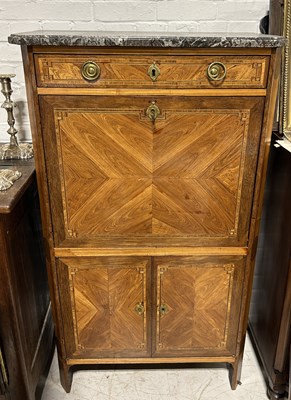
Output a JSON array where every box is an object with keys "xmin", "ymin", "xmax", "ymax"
[
  {"xmin": 58, "ymin": 355, "xmax": 73, "ymax": 393},
  {"xmin": 267, "ymin": 385, "xmax": 287, "ymax": 400},
  {"xmin": 228, "ymin": 354, "xmax": 243, "ymax": 390}
]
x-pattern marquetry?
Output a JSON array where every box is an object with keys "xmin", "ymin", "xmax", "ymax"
[
  {"xmin": 21, "ymin": 39, "xmax": 281, "ymax": 393},
  {"xmin": 55, "ymin": 106, "xmax": 249, "ymax": 240},
  {"xmin": 65, "ymin": 258, "xmax": 149, "ymax": 355},
  {"xmin": 156, "ymin": 261, "xmax": 235, "ymax": 353}
]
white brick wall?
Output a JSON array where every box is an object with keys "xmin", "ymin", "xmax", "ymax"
[{"xmin": 0, "ymin": 0, "xmax": 269, "ymax": 142}]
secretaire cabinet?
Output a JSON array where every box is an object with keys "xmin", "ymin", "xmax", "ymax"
[{"xmin": 8, "ymin": 31, "xmax": 285, "ymax": 393}]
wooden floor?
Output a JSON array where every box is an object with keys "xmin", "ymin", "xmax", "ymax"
[{"xmin": 41, "ymin": 334, "xmax": 276, "ymax": 400}]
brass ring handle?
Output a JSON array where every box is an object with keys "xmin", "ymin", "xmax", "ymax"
[
  {"xmin": 207, "ymin": 62, "xmax": 227, "ymax": 82},
  {"xmin": 159, "ymin": 304, "xmax": 169, "ymax": 315},
  {"xmin": 146, "ymin": 101, "xmax": 160, "ymax": 122},
  {"xmin": 81, "ymin": 61, "xmax": 101, "ymax": 81},
  {"xmin": 135, "ymin": 302, "xmax": 145, "ymax": 315}
]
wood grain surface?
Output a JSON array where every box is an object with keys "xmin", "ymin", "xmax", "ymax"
[
  {"xmin": 57, "ymin": 254, "xmax": 245, "ymax": 360},
  {"xmin": 37, "ymin": 88, "xmax": 267, "ymax": 96},
  {"xmin": 153, "ymin": 256, "xmax": 244, "ymax": 357},
  {"xmin": 20, "ymin": 44, "xmax": 281, "ymax": 392},
  {"xmin": 54, "ymin": 246, "xmax": 248, "ymax": 257},
  {"xmin": 40, "ymin": 95, "xmax": 264, "ymax": 247},
  {"xmin": 35, "ymin": 54, "xmax": 269, "ymax": 89},
  {"xmin": 58, "ymin": 257, "xmax": 151, "ymax": 358}
]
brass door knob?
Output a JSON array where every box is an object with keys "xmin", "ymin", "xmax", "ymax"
[
  {"xmin": 207, "ymin": 62, "xmax": 227, "ymax": 81},
  {"xmin": 81, "ymin": 61, "xmax": 101, "ymax": 81}
]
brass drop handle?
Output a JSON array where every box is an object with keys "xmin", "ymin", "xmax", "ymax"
[
  {"xmin": 81, "ymin": 61, "xmax": 101, "ymax": 81},
  {"xmin": 135, "ymin": 302, "xmax": 145, "ymax": 315},
  {"xmin": 207, "ymin": 62, "xmax": 227, "ymax": 81},
  {"xmin": 159, "ymin": 304, "xmax": 169, "ymax": 315},
  {"xmin": 146, "ymin": 101, "xmax": 160, "ymax": 122}
]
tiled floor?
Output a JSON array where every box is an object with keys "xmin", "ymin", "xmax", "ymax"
[{"xmin": 42, "ymin": 335, "xmax": 271, "ymax": 400}]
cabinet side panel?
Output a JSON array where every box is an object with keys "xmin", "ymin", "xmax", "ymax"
[
  {"xmin": 249, "ymin": 142, "xmax": 291, "ymax": 383},
  {"xmin": 233, "ymin": 48, "xmax": 282, "ymax": 376},
  {"xmin": 21, "ymin": 46, "xmax": 67, "ymax": 360}
]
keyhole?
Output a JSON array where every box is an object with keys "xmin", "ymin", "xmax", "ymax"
[
  {"xmin": 159, "ymin": 304, "xmax": 168, "ymax": 315},
  {"xmin": 148, "ymin": 63, "xmax": 160, "ymax": 82}
]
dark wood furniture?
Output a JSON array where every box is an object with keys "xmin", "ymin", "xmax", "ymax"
[
  {"xmin": 9, "ymin": 31, "xmax": 284, "ymax": 393},
  {"xmin": 249, "ymin": 139, "xmax": 291, "ymax": 400},
  {"xmin": 269, "ymin": 0, "xmax": 284, "ymax": 37},
  {"xmin": 248, "ymin": 3, "xmax": 290, "ymax": 400},
  {"xmin": 0, "ymin": 161, "xmax": 54, "ymax": 400}
]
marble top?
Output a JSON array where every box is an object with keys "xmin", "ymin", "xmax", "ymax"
[{"xmin": 8, "ymin": 31, "xmax": 286, "ymax": 48}]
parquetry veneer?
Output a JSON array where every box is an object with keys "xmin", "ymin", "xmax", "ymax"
[{"xmin": 9, "ymin": 31, "xmax": 284, "ymax": 393}]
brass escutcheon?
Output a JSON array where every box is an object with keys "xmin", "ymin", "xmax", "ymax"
[
  {"xmin": 146, "ymin": 101, "xmax": 160, "ymax": 122},
  {"xmin": 207, "ymin": 62, "xmax": 227, "ymax": 81},
  {"xmin": 135, "ymin": 302, "xmax": 145, "ymax": 315},
  {"xmin": 159, "ymin": 304, "xmax": 169, "ymax": 315},
  {"xmin": 148, "ymin": 63, "xmax": 160, "ymax": 82},
  {"xmin": 81, "ymin": 61, "xmax": 101, "ymax": 81}
]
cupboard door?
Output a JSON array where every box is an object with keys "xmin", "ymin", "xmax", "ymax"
[
  {"xmin": 40, "ymin": 96, "xmax": 264, "ymax": 247},
  {"xmin": 57, "ymin": 257, "xmax": 151, "ymax": 358},
  {"xmin": 153, "ymin": 256, "xmax": 244, "ymax": 357}
]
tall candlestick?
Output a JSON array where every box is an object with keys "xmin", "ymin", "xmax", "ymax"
[{"xmin": 0, "ymin": 74, "xmax": 33, "ymax": 160}]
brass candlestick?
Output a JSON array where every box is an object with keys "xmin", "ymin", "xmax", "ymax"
[{"xmin": 0, "ymin": 74, "xmax": 33, "ymax": 159}]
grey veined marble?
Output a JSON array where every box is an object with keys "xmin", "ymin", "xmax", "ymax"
[{"xmin": 8, "ymin": 31, "xmax": 286, "ymax": 48}]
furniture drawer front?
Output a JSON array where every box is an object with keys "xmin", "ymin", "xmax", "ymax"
[
  {"xmin": 153, "ymin": 256, "xmax": 245, "ymax": 357},
  {"xmin": 35, "ymin": 54, "xmax": 269, "ymax": 89},
  {"xmin": 57, "ymin": 256, "xmax": 151, "ymax": 359}
]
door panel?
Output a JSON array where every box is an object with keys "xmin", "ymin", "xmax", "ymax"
[
  {"xmin": 57, "ymin": 257, "xmax": 151, "ymax": 358},
  {"xmin": 153, "ymin": 256, "xmax": 245, "ymax": 357},
  {"xmin": 40, "ymin": 96, "xmax": 264, "ymax": 247}
]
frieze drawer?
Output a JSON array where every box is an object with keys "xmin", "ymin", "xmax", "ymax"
[{"xmin": 35, "ymin": 54, "xmax": 269, "ymax": 89}]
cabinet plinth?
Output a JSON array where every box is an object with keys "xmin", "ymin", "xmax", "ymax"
[{"xmin": 15, "ymin": 34, "xmax": 283, "ymax": 393}]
